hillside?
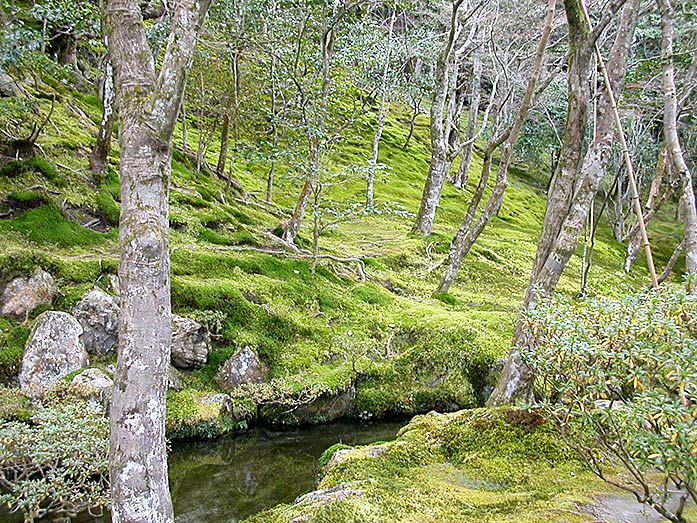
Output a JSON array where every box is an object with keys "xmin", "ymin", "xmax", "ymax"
[{"xmin": 0, "ymin": 67, "xmax": 684, "ymax": 436}]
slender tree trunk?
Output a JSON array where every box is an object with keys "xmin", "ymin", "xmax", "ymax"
[
  {"xmin": 438, "ymin": 0, "xmax": 557, "ymax": 294},
  {"xmin": 90, "ymin": 59, "xmax": 115, "ymax": 173},
  {"xmin": 105, "ymin": 1, "xmax": 210, "ymax": 522},
  {"xmin": 657, "ymin": 238, "xmax": 685, "ymax": 284},
  {"xmin": 282, "ymin": 17, "xmax": 335, "ymax": 244},
  {"xmin": 489, "ymin": 0, "xmax": 632, "ymax": 405},
  {"xmin": 180, "ymin": 100, "xmax": 188, "ymax": 150},
  {"xmin": 403, "ymin": 96, "xmax": 420, "ymax": 150},
  {"xmin": 453, "ymin": 50, "xmax": 482, "ymax": 188},
  {"xmin": 657, "ymin": 0, "xmax": 697, "ymax": 278},
  {"xmin": 217, "ymin": 112, "xmax": 230, "ymax": 174},
  {"xmin": 266, "ymin": 52, "xmax": 278, "ymax": 204},
  {"xmin": 412, "ymin": 0, "xmax": 465, "ymax": 235},
  {"xmin": 366, "ymin": 9, "xmax": 396, "ymax": 210},
  {"xmin": 625, "ymin": 144, "xmax": 668, "ymax": 272}
]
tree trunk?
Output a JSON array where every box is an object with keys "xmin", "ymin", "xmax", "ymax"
[
  {"xmin": 624, "ymin": 144, "xmax": 668, "ymax": 272},
  {"xmin": 217, "ymin": 112, "xmax": 230, "ymax": 174},
  {"xmin": 657, "ymin": 0, "xmax": 697, "ymax": 277},
  {"xmin": 412, "ymin": 0, "xmax": 465, "ymax": 236},
  {"xmin": 488, "ymin": 0, "xmax": 632, "ymax": 405},
  {"xmin": 105, "ymin": 1, "xmax": 210, "ymax": 522},
  {"xmin": 453, "ymin": 51, "xmax": 482, "ymax": 189},
  {"xmin": 282, "ymin": 15, "xmax": 335, "ymax": 244},
  {"xmin": 366, "ymin": 9, "xmax": 396, "ymax": 210},
  {"xmin": 90, "ymin": 59, "xmax": 115, "ymax": 173},
  {"xmin": 438, "ymin": 0, "xmax": 557, "ymax": 294}
]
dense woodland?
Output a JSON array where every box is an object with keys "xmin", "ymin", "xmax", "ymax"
[{"xmin": 0, "ymin": 0, "xmax": 695, "ymax": 521}]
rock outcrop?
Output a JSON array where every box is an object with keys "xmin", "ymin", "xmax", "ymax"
[
  {"xmin": 171, "ymin": 315, "xmax": 210, "ymax": 369},
  {"xmin": 72, "ymin": 288, "xmax": 119, "ymax": 355},
  {"xmin": 217, "ymin": 346, "xmax": 268, "ymax": 391},
  {"xmin": 261, "ymin": 385, "xmax": 356, "ymax": 426},
  {"xmin": 19, "ymin": 311, "xmax": 89, "ymax": 398},
  {"xmin": 1, "ymin": 269, "xmax": 58, "ymax": 320}
]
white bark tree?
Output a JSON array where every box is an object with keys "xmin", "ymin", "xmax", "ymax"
[{"xmin": 105, "ymin": 0, "xmax": 211, "ymax": 521}]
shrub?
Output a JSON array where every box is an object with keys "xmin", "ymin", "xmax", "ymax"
[
  {"xmin": 0, "ymin": 399, "xmax": 110, "ymax": 521},
  {"xmin": 521, "ymin": 287, "xmax": 697, "ymax": 523}
]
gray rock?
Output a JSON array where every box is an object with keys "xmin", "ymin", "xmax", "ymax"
[
  {"xmin": 261, "ymin": 385, "xmax": 355, "ymax": 426},
  {"xmin": 19, "ymin": 311, "xmax": 89, "ymax": 398},
  {"xmin": 168, "ymin": 365, "xmax": 182, "ymax": 391},
  {"xmin": 171, "ymin": 315, "xmax": 210, "ymax": 369},
  {"xmin": 294, "ymin": 481, "xmax": 366, "ymax": 506},
  {"xmin": 217, "ymin": 346, "xmax": 268, "ymax": 391},
  {"xmin": 1, "ymin": 269, "xmax": 58, "ymax": 320},
  {"xmin": 71, "ymin": 368, "xmax": 113, "ymax": 392},
  {"xmin": 72, "ymin": 288, "xmax": 119, "ymax": 355},
  {"xmin": 200, "ymin": 393, "xmax": 234, "ymax": 413},
  {"xmin": 0, "ymin": 72, "xmax": 18, "ymax": 98}
]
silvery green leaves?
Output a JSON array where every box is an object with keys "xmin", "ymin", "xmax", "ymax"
[{"xmin": 521, "ymin": 287, "xmax": 697, "ymax": 523}]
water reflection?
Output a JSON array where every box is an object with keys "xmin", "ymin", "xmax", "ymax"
[{"xmin": 168, "ymin": 420, "xmax": 403, "ymax": 523}]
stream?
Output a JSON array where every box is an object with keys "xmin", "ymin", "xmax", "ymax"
[
  {"xmin": 168, "ymin": 419, "xmax": 403, "ymax": 523},
  {"xmin": 0, "ymin": 419, "xmax": 403, "ymax": 523}
]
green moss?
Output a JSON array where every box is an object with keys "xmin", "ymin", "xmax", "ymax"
[
  {"xmin": 0, "ymin": 387, "xmax": 32, "ymax": 421},
  {"xmin": 96, "ymin": 190, "xmax": 120, "ymax": 225},
  {"xmin": 0, "ymin": 319, "xmax": 30, "ymax": 383},
  {"xmin": 0, "ymin": 204, "xmax": 116, "ymax": 247},
  {"xmin": 246, "ymin": 409, "xmax": 600, "ymax": 523},
  {"xmin": 0, "ymin": 158, "xmax": 61, "ymax": 185},
  {"xmin": 319, "ymin": 443, "xmax": 352, "ymax": 468},
  {"xmin": 166, "ymin": 389, "xmax": 256, "ymax": 439}
]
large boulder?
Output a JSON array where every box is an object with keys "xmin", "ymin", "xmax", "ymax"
[
  {"xmin": 171, "ymin": 315, "xmax": 210, "ymax": 369},
  {"xmin": 1, "ymin": 269, "xmax": 58, "ymax": 321},
  {"xmin": 19, "ymin": 311, "xmax": 89, "ymax": 398},
  {"xmin": 217, "ymin": 346, "xmax": 268, "ymax": 391},
  {"xmin": 72, "ymin": 288, "xmax": 119, "ymax": 355}
]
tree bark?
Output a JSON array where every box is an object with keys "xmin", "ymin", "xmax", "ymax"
[
  {"xmin": 366, "ymin": 9, "xmax": 396, "ymax": 210},
  {"xmin": 217, "ymin": 112, "xmax": 230, "ymax": 174},
  {"xmin": 438, "ymin": 0, "xmax": 557, "ymax": 294},
  {"xmin": 105, "ymin": 1, "xmax": 211, "ymax": 522},
  {"xmin": 90, "ymin": 59, "xmax": 115, "ymax": 173},
  {"xmin": 453, "ymin": 50, "xmax": 482, "ymax": 189},
  {"xmin": 282, "ymin": 12, "xmax": 335, "ymax": 244},
  {"xmin": 624, "ymin": 144, "xmax": 668, "ymax": 272},
  {"xmin": 657, "ymin": 0, "xmax": 697, "ymax": 277},
  {"xmin": 412, "ymin": 0, "xmax": 466, "ymax": 235},
  {"xmin": 488, "ymin": 0, "xmax": 632, "ymax": 405}
]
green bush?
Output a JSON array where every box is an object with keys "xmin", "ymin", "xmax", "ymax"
[
  {"xmin": 522, "ymin": 287, "xmax": 697, "ymax": 523},
  {"xmin": 0, "ymin": 399, "xmax": 109, "ymax": 521}
]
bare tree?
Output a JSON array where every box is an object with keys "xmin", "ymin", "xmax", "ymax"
[
  {"xmin": 657, "ymin": 0, "xmax": 697, "ymax": 279},
  {"xmin": 437, "ymin": 0, "xmax": 558, "ymax": 294},
  {"xmin": 412, "ymin": 0, "xmax": 484, "ymax": 235},
  {"xmin": 105, "ymin": 1, "xmax": 211, "ymax": 522},
  {"xmin": 488, "ymin": 0, "xmax": 632, "ymax": 405}
]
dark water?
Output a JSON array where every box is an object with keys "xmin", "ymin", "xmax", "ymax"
[
  {"xmin": 0, "ymin": 420, "xmax": 402, "ymax": 523},
  {"xmin": 168, "ymin": 420, "xmax": 403, "ymax": 523}
]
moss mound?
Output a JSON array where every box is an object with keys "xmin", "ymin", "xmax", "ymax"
[{"xmin": 246, "ymin": 409, "xmax": 604, "ymax": 523}]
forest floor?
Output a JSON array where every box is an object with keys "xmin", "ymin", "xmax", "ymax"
[{"xmin": 0, "ymin": 71, "xmax": 687, "ymax": 522}]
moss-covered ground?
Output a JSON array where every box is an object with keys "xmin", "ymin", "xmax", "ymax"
[{"xmin": 0, "ymin": 66, "xmax": 683, "ymax": 441}]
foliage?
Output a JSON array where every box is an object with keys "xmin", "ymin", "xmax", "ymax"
[
  {"xmin": 0, "ymin": 398, "xmax": 110, "ymax": 522},
  {"xmin": 521, "ymin": 287, "xmax": 697, "ymax": 523}
]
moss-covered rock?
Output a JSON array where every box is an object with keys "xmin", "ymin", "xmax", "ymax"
[
  {"xmin": 166, "ymin": 389, "xmax": 256, "ymax": 439},
  {"xmin": 245, "ymin": 408, "xmax": 605, "ymax": 523}
]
